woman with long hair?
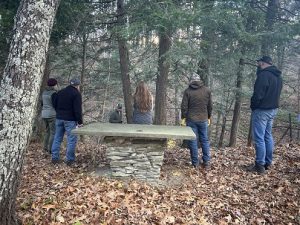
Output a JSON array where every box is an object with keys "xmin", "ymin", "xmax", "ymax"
[{"xmin": 133, "ymin": 81, "xmax": 153, "ymax": 124}]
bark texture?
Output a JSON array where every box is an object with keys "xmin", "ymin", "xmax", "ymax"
[
  {"xmin": 0, "ymin": 1, "xmax": 60, "ymax": 224},
  {"xmin": 261, "ymin": 0, "xmax": 279, "ymax": 55},
  {"xmin": 154, "ymin": 31, "xmax": 171, "ymax": 125},
  {"xmin": 117, "ymin": 0, "xmax": 133, "ymax": 123}
]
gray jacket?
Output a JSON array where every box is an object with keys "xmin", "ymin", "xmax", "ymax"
[{"xmin": 41, "ymin": 87, "xmax": 56, "ymax": 118}]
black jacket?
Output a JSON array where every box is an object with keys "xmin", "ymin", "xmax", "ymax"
[
  {"xmin": 53, "ymin": 85, "xmax": 83, "ymax": 124},
  {"xmin": 251, "ymin": 65, "xmax": 282, "ymax": 110}
]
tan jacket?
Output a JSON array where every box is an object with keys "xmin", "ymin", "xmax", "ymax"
[{"xmin": 181, "ymin": 81, "xmax": 212, "ymax": 122}]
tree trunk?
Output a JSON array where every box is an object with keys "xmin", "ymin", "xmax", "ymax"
[
  {"xmin": 117, "ymin": 0, "xmax": 133, "ymax": 124},
  {"xmin": 174, "ymin": 80, "xmax": 180, "ymax": 125},
  {"xmin": 229, "ymin": 61, "xmax": 244, "ymax": 147},
  {"xmin": 80, "ymin": 32, "xmax": 87, "ymax": 96},
  {"xmin": 297, "ymin": 68, "xmax": 300, "ymax": 139},
  {"xmin": 32, "ymin": 53, "xmax": 51, "ymax": 142},
  {"xmin": 218, "ymin": 114, "xmax": 227, "ymax": 148},
  {"xmin": 261, "ymin": 0, "xmax": 279, "ymax": 55},
  {"xmin": 0, "ymin": 1, "xmax": 60, "ymax": 224},
  {"xmin": 154, "ymin": 31, "xmax": 171, "ymax": 125},
  {"xmin": 197, "ymin": 0, "xmax": 214, "ymax": 87},
  {"xmin": 247, "ymin": 116, "xmax": 253, "ymax": 147},
  {"xmin": 214, "ymin": 110, "xmax": 221, "ymax": 145}
]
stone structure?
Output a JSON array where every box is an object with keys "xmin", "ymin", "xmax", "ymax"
[
  {"xmin": 73, "ymin": 123, "xmax": 195, "ymax": 183},
  {"xmin": 104, "ymin": 137, "xmax": 165, "ymax": 183}
]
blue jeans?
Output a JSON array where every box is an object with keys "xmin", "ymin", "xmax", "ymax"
[
  {"xmin": 252, "ymin": 109, "xmax": 277, "ymax": 166},
  {"xmin": 187, "ymin": 120, "xmax": 210, "ymax": 166},
  {"xmin": 51, "ymin": 119, "xmax": 77, "ymax": 162}
]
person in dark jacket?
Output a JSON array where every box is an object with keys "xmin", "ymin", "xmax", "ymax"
[
  {"xmin": 181, "ymin": 73, "xmax": 212, "ymax": 168},
  {"xmin": 51, "ymin": 78, "xmax": 83, "ymax": 166},
  {"xmin": 109, "ymin": 103, "xmax": 123, "ymax": 123},
  {"xmin": 247, "ymin": 56, "xmax": 282, "ymax": 174},
  {"xmin": 41, "ymin": 78, "xmax": 58, "ymax": 154}
]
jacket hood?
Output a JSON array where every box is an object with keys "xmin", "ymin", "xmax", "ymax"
[
  {"xmin": 189, "ymin": 80, "xmax": 204, "ymax": 89},
  {"xmin": 260, "ymin": 65, "xmax": 282, "ymax": 77}
]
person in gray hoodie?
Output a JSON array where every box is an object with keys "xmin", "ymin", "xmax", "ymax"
[{"xmin": 41, "ymin": 78, "xmax": 58, "ymax": 153}]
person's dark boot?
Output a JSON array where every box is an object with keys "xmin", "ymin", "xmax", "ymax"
[
  {"xmin": 246, "ymin": 163, "xmax": 265, "ymax": 174},
  {"xmin": 202, "ymin": 161, "xmax": 210, "ymax": 170},
  {"xmin": 264, "ymin": 164, "xmax": 271, "ymax": 170},
  {"xmin": 51, "ymin": 159, "xmax": 60, "ymax": 165}
]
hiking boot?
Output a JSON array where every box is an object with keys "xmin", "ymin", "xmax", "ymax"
[
  {"xmin": 264, "ymin": 164, "xmax": 271, "ymax": 170},
  {"xmin": 202, "ymin": 161, "xmax": 210, "ymax": 169},
  {"xmin": 51, "ymin": 159, "xmax": 60, "ymax": 165},
  {"xmin": 192, "ymin": 164, "xmax": 200, "ymax": 169},
  {"xmin": 246, "ymin": 163, "xmax": 265, "ymax": 174},
  {"xmin": 66, "ymin": 160, "xmax": 75, "ymax": 167}
]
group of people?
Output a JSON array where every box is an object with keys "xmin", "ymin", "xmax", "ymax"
[
  {"xmin": 179, "ymin": 55, "xmax": 282, "ymax": 174},
  {"xmin": 43, "ymin": 55, "xmax": 282, "ymax": 175},
  {"xmin": 41, "ymin": 78, "xmax": 83, "ymax": 166},
  {"xmin": 109, "ymin": 81, "xmax": 154, "ymax": 124}
]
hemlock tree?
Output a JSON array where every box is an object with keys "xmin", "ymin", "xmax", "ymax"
[{"xmin": 0, "ymin": 0, "xmax": 60, "ymax": 224}]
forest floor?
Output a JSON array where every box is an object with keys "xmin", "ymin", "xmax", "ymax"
[{"xmin": 17, "ymin": 140, "xmax": 300, "ymax": 225}]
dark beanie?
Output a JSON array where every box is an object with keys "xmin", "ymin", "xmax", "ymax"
[{"xmin": 47, "ymin": 78, "xmax": 57, "ymax": 86}]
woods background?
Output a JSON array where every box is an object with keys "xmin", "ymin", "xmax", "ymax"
[{"xmin": 1, "ymin": 0, "xmax": 299, "ymax": 147}]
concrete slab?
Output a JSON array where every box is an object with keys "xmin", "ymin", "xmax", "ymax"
[{"xmin": 72, "ymin": 123, "xmax": 196, "ymax": 140}]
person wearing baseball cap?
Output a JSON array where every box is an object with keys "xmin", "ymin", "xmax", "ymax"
[
  {"xmin": 41, "ymin": 78, "xmax": 58, "ymax": 154},
  {"xmin": 51, "ymin": 77, "xmax": 83, "ymax": 166},
  {"xmin": 246, "ymin": 56, "xmax": 283, "ymax": 174}
]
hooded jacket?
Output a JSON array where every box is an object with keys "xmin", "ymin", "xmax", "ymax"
[
  {"xmin": 53, "ymin": 85, "xmax": 83, "ymax": 124},
  {"xmin": 251, "ymin": 65, "xmax": 282, "ymax": 110},
  {"xmin": 41, "ymin": 86, "xmax": 57, "ymax": 119},
  {"xmin": 181, "ymin": 80, "xmax": 212, "ymax": 122}
]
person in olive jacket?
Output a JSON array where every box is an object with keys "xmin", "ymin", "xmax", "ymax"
[
  {"xmin": 181, "ymin": 73, "xmax": 212, "ymax": 169},
  {"xmin": 247, "ymin": 56, "xmax": 282, "ymax": 174},
  {"xmin": 51, "ymin": 78, "xmax": 83, "ymax": 166}
]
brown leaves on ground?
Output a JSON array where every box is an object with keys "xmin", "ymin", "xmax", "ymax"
[{"xmin": 17, "ymin": 140, "xmax": 300, "ymax": 225}]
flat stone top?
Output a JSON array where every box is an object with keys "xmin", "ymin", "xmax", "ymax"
[{"xmin": 72, "ymin": 123, "xmax": 196, "ymax": 140}]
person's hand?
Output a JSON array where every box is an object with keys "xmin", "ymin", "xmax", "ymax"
[
  {"xmin": 208, "ymin": 118, "xmax": 211, "ymax": 126},
  {"xmin": 180, "ymin": 118, "xmax": 186, "ymax": 126}
]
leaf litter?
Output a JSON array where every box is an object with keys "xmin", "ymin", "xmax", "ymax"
[{"xmin": 16, "ymin": 140, "xmax": 300, "ymax": 224}]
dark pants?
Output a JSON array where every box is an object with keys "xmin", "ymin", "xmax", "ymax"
[{"xmin": 43, "ymin": 117, "xmax": 56, "ymax": 153}]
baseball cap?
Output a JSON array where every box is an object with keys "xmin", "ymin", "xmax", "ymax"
[
  {"xmin": 256, "ymin": 56, "xmax": 272, "ymax": 65},
  {"xmin": 70, "ymin": 78, "xmax": 81, "ymax": 86}
]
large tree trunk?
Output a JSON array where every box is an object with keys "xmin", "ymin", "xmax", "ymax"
[
  {"xmin": 229, "ymin": 63, "xmax": 244, "ymax": 147},
  {"xmin": 229, "ymin": 1, "xmax": 255, "ymax": 147},
  {"xmin": 261, "ymin": 0, "xmax": 279, "ymax": 55},
  {"xmin": 154, "ymin": 31, "xmax": 171, "ymax": 125},
  {"xmin": 32, "ymin": 53, "xmax": 51, "ymax": 142},
  {"xmin": 117, "ymin": 0, "xmax": 133, "ymax": 124},
  {"xmin": 0, "ymin": 1, "xmax": 60, "ymax": 224},
  {"xmin": 197, "ymin": 0, "xmax": 215, "ymax": 87}
]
